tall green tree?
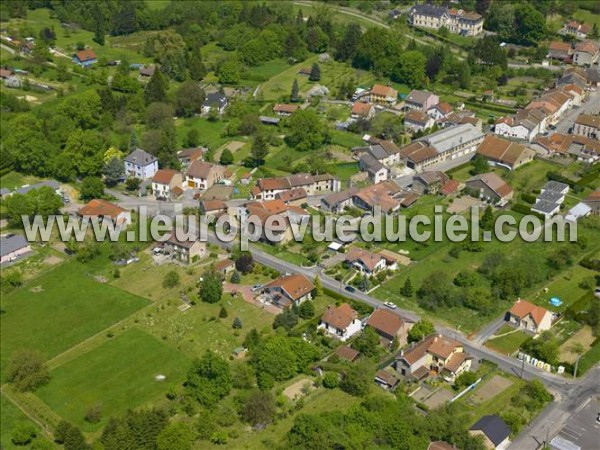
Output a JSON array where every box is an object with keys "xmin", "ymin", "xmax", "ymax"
[
  {"xmin": 285, "ymin": 109, "xmax": 328, "ymax": 151},
  {"xmin": 309, "ymin": 63, "xmax": 321, "ymax": 81},
  {"xmin": 144, "ymin": 70, "xmax": 169, "ymax": 105},
  {"xmin": 408, "ymin": 320, "xmax": 436, "ymax": 343},
  {"xmin": 186, "ymin": 350, "xmax": 232, "ymax": 406},
  {"xmin": 250, "ymin": 134, "xmax": 269, "ymax": 167},
  {"xmin": 290, "ymin": 78, "xmax": 300, "ymax": 102},
  {"xmin": 103, "ymin": 157, "xmax": 124, "ymax": 187},
  {"xmin": 199, "ymin": 271, "xmax": 223, "ymax": 304}
]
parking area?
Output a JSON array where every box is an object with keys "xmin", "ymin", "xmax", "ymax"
[{"xmin": 551, "ymin": 397, "xmax": 600, "ymax": 450}]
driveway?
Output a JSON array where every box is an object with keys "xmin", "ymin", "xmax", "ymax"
[{"xmin": 223, "ymin": 282, "xmax": 280, "ymax": 314}]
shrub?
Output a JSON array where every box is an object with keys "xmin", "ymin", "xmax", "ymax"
[{"xmin": 322, "ymin": 371, "xmax": 339, "ymax": 389}]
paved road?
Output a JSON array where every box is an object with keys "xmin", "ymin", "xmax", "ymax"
[{"xmin": 554, "ymin": 89, "xmax": 600, "ymax": 135}]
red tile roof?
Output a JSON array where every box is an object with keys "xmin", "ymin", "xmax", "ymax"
[
  {"xmin": 371, "ymin": 84, "xmax": 397, "ymax": 98},
  {"xmin": 366, "ymin": 309, "xmax": 405, "ymax": 338},
  {"xmin": 152, "ymin": 169, "xmax": 179, "ymax": 185},
  {"xmin": 352, "ymin": 102, "xmax": 374, "ymax": 117},
  {"xmin": 265, "ymin": 274, "xmax": 314, "ymax": 301},
  {"xmin": 78, "ymin": 199, "xmax": 125, "ymax": 218},
  {"xmin": 509, "ymin": 299, "xmax": 550, "ymax": 327},
  {"xmin": 273, "ymin": 103, "xmax": 299, "ymax": 114},
  {"xmin": 321, "ymin": 304, "xmax": 358, "ymax": 330},
  {"xmin": 75, "ymin": 49, "xmax": 96, "ymax": 62}
]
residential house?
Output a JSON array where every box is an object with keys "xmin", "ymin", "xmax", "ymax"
[
  {"xmin": 139, "ymin": 65, "xmax": 155, "ymax": 78},
  {"xmin": 584, "ymin": 190, "xmax": 600, "ymax": 214},
  {"xmin": 494, "ymin": 107, "xmax": 547, "ymax": 142},
  {"xmin": 1, "ymin": 235, "xmax": 32, "ymax": 264},
  {"xmin": 531, "ymin": 199, "xmax": 561, "ymax": 218},
  {"xmin": 563, "ymin": 20, "xmax": 592, "ymax": 39},
  {"xmin": 73, "ymin": 48, "xmax": 97, "ymax": 67},
  {"xmin": 334, "ymin": 345, "xmax": 360, "ymax": 362},
  {"xmin": 177, "ymin": 147, "xmax": 205, "ymax": 168},
  {"xmin": 344, "ymin": 247, "xmax": 397, "ymax": 276},
  {"xmin": 242, "ymin": 202, "xmax": 294, "ymax": 245},
  {"xmin": 476, "ymin": 135, "xmax": 536, "ymax": 170},
  {"xmin": 262, "ymin": 274, "xmax": 314, "ymax": 308},
  {"xmin": 444, "ymin": 111, "xmax": 482, "ymax": 130},
  {"xmin": 359, "ymin": 154, "xmax": 389, "ymax": 183},
  {"xmin": 395, "ymin": 334, "xmax": 472, "ymax": 382},
  {"xmin": 273, "ymin": 103, "xmax": 299, "ymax": 116},
  {"xmin": 412, "ymin": 171, "xmax": 450, "ymax": 195},
  {"xmin": 199, "ymin": 199, "xmax": 228, "ymax": 217},
  {"xmin": 370, "ymin": 84, "xmax": 398, "ymax": 105},
  {"xmin": 353, "ymin": 181, "xmax": 403, "ymax": 214},
  {"xmin": 427, "ymin": 102, "xmax": 453, "ymax": 121},
  {"xmin": 542, "ymin": 180, "xmax": 570, "ymax": 196},
  {"xmin": 185, "ymin": 161, "xmax": 224, "ymax": 190},
  {"xmin": 214, "ymin": 258, "xmax": 236, "ymax": 276},
  {"xmin": 275, "ymin": 187, "xmax": 307, "ymax": 206},
  {"xmin": 525, "ymin": 89, "xmax": 571, "ymax": 125},
  {"xmin": 318, "ymin": 303, "xmax": 362, "ymax": 341},
  {"xmin": 366, "ymin": 309, "xmax": 413, "ymax": 347},
  {"xmin": 163, "ymin": 232, "xmax": 206, "ymax": 264},
  {"xmin": 469, "ymin": 415, "xmax": 511, "ymax": 450},
  {"xmin": 389, "ymin": 9, "xmax": 402, "ymax": 20},
  {"xmin": 353, "ymin": 141, "xmax": 401, "ymax": 167},
  {"xmin": 587, "ymin": 65, "xmax": 600, "ymax": 86},
  {"xmin": 405, "ymin": 89, "xmax": 440, "ymax": 111},
  {"xmin": 152, "ymin": 169, "xmax": 182, "ymax": 200},
  {"xmin": 534, "ymin": 133, "xmax": 573, "ymax": 154},
  {"xmin": 465, "ymin": 172, "xmax": 513, "ymax": 205},
  {"xmin": 405, "ymin": 109, "xmax": 435, "ymax": 132},
  {"xmin": 78, "ymin": 199, "xmax": 131, "ymax": 226},
  {"xmin": 561, "ymin": 83, "xmax": 586, "ymax": 106},
  {"xmin": 252, "ymin": 173, "xmax": 340, "ymax": 200},
  {"xmin": 399, "ymin": 123, "xmax": 485, "ymax": 171},
  {"xmin": 530, "ymin": 180, "xmax": 569, "ymax": 218},
  {"xmin": 351, "ymin": 102, "xmax": 376, "ymax": 120},
  {"xmin": 409, "ymin": 4, "xmax": 483, "ymax": 36},
  {"xmin": 320, "ymin": 188, "xmax": 358, "ymax": 213},
  {"xmin": 202, "ymin": 92, "xmax": 228, "ymax": 114},
  {"xmin": 573, "ymin": 114, "xmax": 600, "ymax": 139},
  {"xmin": 374, "ymin": 370, "xmax": 400, "ymax": 390},
  {"xmin": 573, "ymin": 40, "xmax": 600, "ymax": 67},
  {"xmin": 507, "ymin": 299, "xmax": 553, "ymax": 333},
  {"xmin": 124, "ymin": 148, "xmax": 158, "ymax": 180},
  {"xmin": 548, "ymin": 41, "xmax": 573, "ymax": 62}
]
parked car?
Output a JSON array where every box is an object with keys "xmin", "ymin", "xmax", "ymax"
[
  {"xmin": 344, "ymin": 285, "xmax": 356, "ymax": 293},
  {"xmin": 251, "ymin": 284, "xmax": 263, "ymax": 292},
  {"xmin": 383, "ymin": 302, "xmax": 397, "ymax": 309}
]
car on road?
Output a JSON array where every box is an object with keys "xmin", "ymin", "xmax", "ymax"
[
  {"xmin": 384, "ymin": 302, "xmax": 397, "ymax": 309},
  {"xmin": 344, "ymin": 285, "xmax": 356, "ymax": 293}
]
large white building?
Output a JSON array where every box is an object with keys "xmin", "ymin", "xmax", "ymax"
[
  {"xmin": 124, "ymin": 148, "xmax": 158, "ymax": 180},
  {"xmin": 398, "ymin": 123, "xmax": 485, "ymax": 171},
  {"xmin": 409, "ymin": 4, "xmax": 483, "ymax": 36}
]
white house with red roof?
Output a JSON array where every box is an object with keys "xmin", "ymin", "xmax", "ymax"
[
  {"xmin": 507, "ymin": 299, "xmax": 553, "ymax": 334},
  {"xmin": 318, "ymin": 304, "xmax": 362, "ymax": 341}
]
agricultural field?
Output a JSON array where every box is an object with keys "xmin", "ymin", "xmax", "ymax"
[
  {"xmin": 36, "ymin": 328, "xmax": 189, "ymax": 431},
  {"xmin": 0, "ymin": 258, "xmax": 149, "ymax": 376}
]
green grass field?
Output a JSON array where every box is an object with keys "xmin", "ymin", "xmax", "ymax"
[
  {"xmin": 0, "ymin": 395, "xmax": 52, "ymax": 450},
  {"xmin": 36, "ymin": 328, "xmax": 189, "ymax": 431},
  {"xmin": 0, "ymin": 260, "xmax": 149, "ymax": 377},
  {"xmin": 486, "ymin": 326, "xmax": 531, "ymax": 355}
]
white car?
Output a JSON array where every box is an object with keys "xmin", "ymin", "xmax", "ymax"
[{"xmin": 383, "ymin": 302, "xmax": 397, "ymax": 309}]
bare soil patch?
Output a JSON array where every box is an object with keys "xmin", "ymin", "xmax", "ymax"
[
  {"xmin": 471, "ymin": 375, "xmax": 512, "ymax": 404},
  {"xmin": 559, "ymin": 326, "xmax": 594, "ymax": 364}
]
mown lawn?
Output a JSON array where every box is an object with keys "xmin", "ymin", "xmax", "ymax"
[
  {"xmin": 0, "ymin": 260, "xmax": 149, "ymax": 377},
  {"xmin": 36, "ymin": 328, "xmax": 190, "ymax": 431},
  {"xmin": 175, "ymin": 117, "xmax": 230, "ymax": 150},
  {"xmin": 0, "ymin": 171, "xmax": 39, "ymax": 190},
  {"xmin": 485, "ymin": 328, "xmax": 531, "ymax": 356}
]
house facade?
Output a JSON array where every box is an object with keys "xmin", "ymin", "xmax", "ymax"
[
  {"xmin": 507, "ymin": 299, "xmax": 553, "ymax": 333},
  {"xmin": 395, "ymin": 334, "xmax": 472, "ymax": 382},
  {"xmin": 573, "ymin": 114, "xmax": 600, "ymax": 139},
  {"xmin": 73, "ymin": 49, "xmax": 97, "ymax": 67},
  {"xmin": 1, "ymin": 235, "xmax": 32, "ymax": 264},
  {"xmin": 185, "ymin": 161, "xmax": 224, "ymax": 190},
  {"xmin": 78, "ymin": 199, "xmax": 131, "ymax": 226},
  {"xmin": 124, "ymin": 148, "xmax": 158, "ymax": 180},
  {"xmin": 573, "ymin": 41, "xmax": 600, "ymax": 67},
  {"xmin": 262, "ymin": 274, "xmax": 314, "ymax": 308},
  {"xmin": 465, "ymin": 173, "xmax": 513, "ymax": 205},
  {"xmin": 405, "ymin": 109, "xmax": 435, "ymax": 132},
  {"xmin": 152, "ymin": 169, "xmax": 182, "ymax": 200},
  {"xmin": 370, "ymin": 84, "xmax": 398, "ymax": 105},
  {"xmin": 476, "ymin": 135, "xmax": 536, "ymax": 170},
  {"xmin": 405, "ymin": 89, "xmax": 440, "ymax": 111},
  {"xmin": 366, "ymin": 309, "xmax": 413, "ymax": 347},
  {"xmin": 163, "ymin": 232, "xmax": 206, "ymax": 264},
  {"xmin": 409, "ymin": 4, "xmax": 483, "ymax": 36},
  {"xmin": 318, "ymin": 304, "xmax": 362, "ymax": 341}
]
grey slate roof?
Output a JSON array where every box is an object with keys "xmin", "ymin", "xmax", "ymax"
[
  {"xmin": 203, "ymin": 92, "xmax": 227, "ymax": 109},
  {"xmin": 360, "ymin": 154, "xmax": 385, "ymax": 174},
  {"xmin": 124, "ymin": 148, "xmax": 157, "ymax": 166},
  {"xmin": 469, "ymin": 415, "xmax": 510, "ymax": 447},
  {"xmin": 411, "ymin": 4, "xmax": 447, "ymax": 19},
  {"xmin": 0, "ymin": 235, "xmax": 30, "ymax": 257},
  {"xmin": 538, "ymin": 190, "xmax": 564, "ymax": 203},
  {"xmin": 16, "ymin": 180, "xmax": 60, "ymax": 195},
  {"xmin": 532, "ymin": 199, "xmax": 559, "ymax": 214},
  {"xmin": 542, "ymin": 180, "xmax": 569, "ymax": 193}
]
